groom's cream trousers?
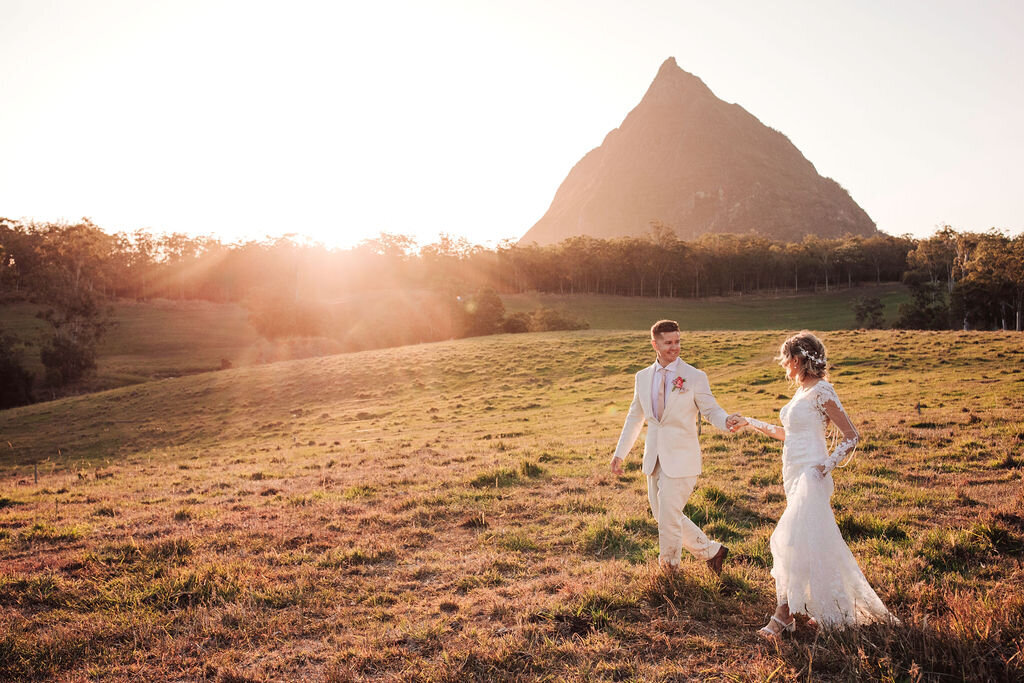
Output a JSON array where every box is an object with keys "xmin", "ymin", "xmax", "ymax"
[{"xmin": 647, "ymin": 460, "xmax": 721, "ymax": 565}]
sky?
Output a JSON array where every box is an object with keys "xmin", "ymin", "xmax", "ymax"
[{"xmin": 1, "ymin": 0, "xmax": 1022, "ymax": 249}]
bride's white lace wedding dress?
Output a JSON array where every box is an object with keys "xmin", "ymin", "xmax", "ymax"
[{"xmin": 747, "ymin": 380, "xmax": 893, "ymax": 627}]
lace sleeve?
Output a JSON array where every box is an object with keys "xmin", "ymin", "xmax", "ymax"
[
  {"xmin": 745, "ymin": 417, "xmax": 785, "ymax": 441},
  {"xmin": 814, "ymin": 382, "xmax": 860, "ymax": 474}
]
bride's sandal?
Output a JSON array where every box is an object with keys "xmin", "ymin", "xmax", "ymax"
[{"xmin": 757, "ymin": 615, "xmax": 796, "ymax": 640}]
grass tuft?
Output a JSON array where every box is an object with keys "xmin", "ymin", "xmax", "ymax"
[
  {"xmin": 20, "ymin": 523, "xmax": 86, "ymax": 545},
  {"xmin": 342, "ymin": 485, "xmax": 376, "ymax": 499},
  {"xmin": 469, "ymin": 468, "xmax": 519, "ymax": 488},
  {"xmin": 518, "ymin": 460, "xmax": 544, "ymax": 478},
  {"xmin": 565, "ymin": 497, "xmax": 607, "ymax": 514},
  {"xmin": 579, "ymin": 518, "xmax": 650, "ymax": 563}
]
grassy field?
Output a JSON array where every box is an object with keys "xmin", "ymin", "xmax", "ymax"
[
  {"xmin": 1, "ymin": 328, "xmax": 1022, "ymax": 681},
  {"xmin": 503, "ymin": 283, "xmax": 908, "ymax": 331},
  {"xmin": 1, "ymin": 299, "xmax": 261, "ymax": 393},
  {"xmin": 0, "ymin": 283, "xmax": 908, "ymax": 394}
]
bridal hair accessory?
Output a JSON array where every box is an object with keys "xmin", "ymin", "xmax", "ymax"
[{"xmin": 794, "ymin": 347, "xmax": 826, "ymax": 366}]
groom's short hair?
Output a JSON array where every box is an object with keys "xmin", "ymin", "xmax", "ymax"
[{"xmin": 650, "ymin": 319, "xmax": 680, "ymax": 338}]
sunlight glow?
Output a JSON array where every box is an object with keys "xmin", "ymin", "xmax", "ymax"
[{"xmin": 1, "ymin": 0, "xmax": 1021, "ymax": 248}]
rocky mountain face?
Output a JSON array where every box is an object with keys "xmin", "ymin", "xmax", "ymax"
[{"xmin": 520, "ymin": 58, "xmax": 876, "ymax": 245}]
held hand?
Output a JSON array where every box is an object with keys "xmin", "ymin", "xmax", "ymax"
[
  {"xmin": 610, "ymin": 456, "xmax": 625, "ymax": 476},
  {"xmin": 812, "ymin": 465, "xmax": 827, "ymax": 478},
  {"xmin": 726, "ymin": 414, "xmax": 747, "ymax": 432}
]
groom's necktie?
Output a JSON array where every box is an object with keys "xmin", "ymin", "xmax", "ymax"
[{"xmin": 656, "ymin": 367, "xmax": 667, "ymax": 421}]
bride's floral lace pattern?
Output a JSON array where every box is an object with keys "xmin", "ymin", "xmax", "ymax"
[{"xmin": 750, "ymin": 380, "xmax": 893, "ymax": 628}]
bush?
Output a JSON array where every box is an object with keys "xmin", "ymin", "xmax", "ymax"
[
  {"xmin": 461, "ymin": 287, "xmax": 505, "ymax": 337},
  {"xmin": 39, "ymin": 334, "xmax": 95, "ymax": 387},
  {"xmin": 530, "ymin": 307, "xmax": 589, "ymax": 331},
  {"xmin": 0, "ymin": 332, "xmax": 34, "ymax": 408},
  {"xmin": 852, "ymin": 295, "xmax": 885, "ymax": 328},
  {"xmin": 502, "ymin": 312, "xmax": 532, "ymax": 333},
  {"xmin": 896, "ymin": 272, "xmax": 949, "ymax": 329}
]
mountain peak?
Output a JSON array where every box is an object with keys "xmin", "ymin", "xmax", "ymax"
[
  {"xmin": 642, "ymin": 57, "xmax": 713, "ymax": 104},
  {"xmin": 657, "ymin": 56, "xmax": 679, "ymax": 75},
  {"xmin": 519, "ymin": 60, "xmax": 876, "ymax": 246}
]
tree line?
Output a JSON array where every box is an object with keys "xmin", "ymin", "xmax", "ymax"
[
  {"xmin": 0, "ymin": 219, "xmax": 916, "ymax": 303},
  {"xmin": 1, "ymin": 216, "xmax": 1021, "ymax": 408}
]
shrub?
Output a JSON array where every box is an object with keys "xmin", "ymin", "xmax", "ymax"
[
  {"xmin": 460, "ymin": 286, "xmax": 505, "ymax": 337},
  {"xmin": 40, "ymin": 334, "xmax": 95, "ymax": 387},
  {"xmin": 530, "ymin": 307, "xmax": 589, "ymax": 332},
  {"xmin": 502, "ymin": 312, "xmax": 532, "ymax": 333},
  {"xmin": 852, "ymin": 295, "xmax": 885, "ymax": 328},
  {"xmin": 896, "ymin": 273, "xmax": 949, "ymax": 330},
  {"xmin": 0, "ymin": 332, "xmax": 34, "ymax": 408}
]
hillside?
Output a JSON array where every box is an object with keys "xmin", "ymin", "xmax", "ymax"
[
  {"xmin": 504, "ymin": 283, "xmax": 907, "ymax": 331},
  {"xmin": 1, "ymin": 330, "xmax": 1021, "ymax": 680},
  {"xmin": 0, "ymin": 284, "xmax": 908, "ymax": 398},
  {"xmin": 521, "ymin": 58, "xmax": 877, "ymax": 245}
]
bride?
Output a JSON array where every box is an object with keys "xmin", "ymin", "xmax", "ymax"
[{"xmin": 733, "ymin": 331, "xmax": 894, "ymax": 639}]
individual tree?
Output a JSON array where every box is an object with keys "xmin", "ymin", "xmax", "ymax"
[
  {"xmin": 461, "ymin": 286, "xmax": 505, "ymax": 337},
  {"xmin": 0, "ymin": 330, "xmax": 34, "ymax": 408},
  {"xmin": 896, "ymin": 270, "xmax": 949, "ymax": 330},
  {"xmin": 852, "ymin": 296, "xmax": 884, "ymax": 328},
  {"xmin": 647, "ymin": 221, "xmax": 680, "ymax": 298},
  {"xmin": 960, "ymin": 231, "xmax": 1023, "ymax": 331}
]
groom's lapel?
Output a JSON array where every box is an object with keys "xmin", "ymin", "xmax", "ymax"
[{"xmin": 638, "ymin": 365, "xmax": 654, "ymax": 418}]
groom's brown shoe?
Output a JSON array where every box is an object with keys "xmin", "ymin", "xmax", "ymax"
[{"xmin": 706, "ymin": 545, "xmax": 729, "ymax": 575}]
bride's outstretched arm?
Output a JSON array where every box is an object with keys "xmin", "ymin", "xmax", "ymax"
[{"xmin": 743, "ymin": 417, "xmax": 786, "ymax": 441}]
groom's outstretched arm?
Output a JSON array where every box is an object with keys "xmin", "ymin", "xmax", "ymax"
[
  {"xmin": 692, "ymin": 370, "xmax": 730, "ymax": 431},
  {"xmin": 611, "ymin": 378, "xmax": 645, "ymax": 471}
]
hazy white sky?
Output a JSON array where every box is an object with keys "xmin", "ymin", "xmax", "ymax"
[{"xmin": 1, "ymin": 0, "xmax": 1021, "ymax": 248}]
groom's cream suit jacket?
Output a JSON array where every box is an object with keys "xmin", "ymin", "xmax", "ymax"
[{"xmin": 613, "ymin": 359, "xmax": 729, "ymax": 478}]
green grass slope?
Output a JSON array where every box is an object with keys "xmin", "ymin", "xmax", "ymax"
[
  {"xmin": 1, "ymin": 329, "xmax": 1022, "ymax": 680},
  {"xmin": 1, "ymin": 298, "xmax": 260, "ymax": 391},
  {"xmin": 1, "ymin": 283, "xmax": 907, "ymax": 396},
  {"xmin": 504, "ymin": 283, "xmax": 908, "ymax": 330}
]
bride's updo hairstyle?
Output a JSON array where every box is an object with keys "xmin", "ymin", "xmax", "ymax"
[{"xmin": 776, "ymin": 331, "xmax": 829, "ymax": 382}]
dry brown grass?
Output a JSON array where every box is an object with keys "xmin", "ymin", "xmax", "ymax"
[{"xmin": 1, "ymin": 329, "xmax": 1022, "ymax": 681}]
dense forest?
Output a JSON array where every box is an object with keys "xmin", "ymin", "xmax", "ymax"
[{"xmin": 1, "ymin": 217, "xmax": 1022, "ymax": 407}]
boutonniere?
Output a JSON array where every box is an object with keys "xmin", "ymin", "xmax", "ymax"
[{"xmin": 672, "ymin": 376, "xmax": 687, "ymax": 393}]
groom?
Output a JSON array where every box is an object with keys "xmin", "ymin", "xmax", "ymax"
[{"xmin": 610, "ymin": 319, "xmax": 741, "ymax": 574}]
